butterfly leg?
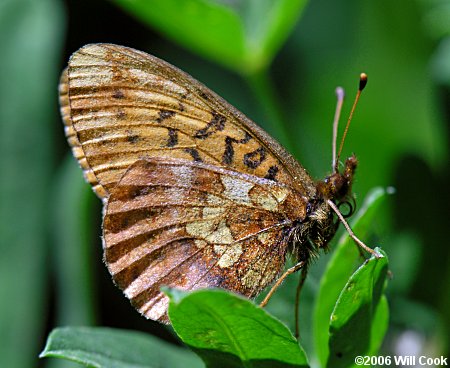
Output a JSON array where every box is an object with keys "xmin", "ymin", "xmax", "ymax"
[
  {"xmin": 294, "ymin": 265, "xmax": 309, "ymax": 339},
  {"xmin": 327, "ymin": 199, "xmax": 381, "ymax": 258},
  {"xmin": 259, "ymin": 260, "xmax": 306, "ymax": 308}
]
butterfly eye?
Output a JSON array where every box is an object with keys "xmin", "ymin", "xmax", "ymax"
[
  {"xmin": 306, "ymin": 202, "xmax": 313, "ymax": 216},
  {"xmin": 337, "ymin": 200, "xmax": 355, "ymax": 218}
]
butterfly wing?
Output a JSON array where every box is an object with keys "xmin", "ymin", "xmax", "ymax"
[
  {"xmin": 60, "ymin": 43, "xmax": 315, "ymax": 200},
  {"xmin": 61, "ymin": 43, "xmax": 318, "ymax": 321},
  {"xmin": 103, "ymin": 158, "xmax": 307, "ymax": 322}
]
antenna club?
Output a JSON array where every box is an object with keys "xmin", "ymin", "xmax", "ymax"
[
  {"xmin": 335, "ymin": 87, "xmax": 345, "ymax": 100},
  {"xmin": 359, "ymin": 73, "xmax": 368, "ymax": 91},
  {"xmin": 336, "ymin": 74, "xmax": 366, "ymax": 167}
]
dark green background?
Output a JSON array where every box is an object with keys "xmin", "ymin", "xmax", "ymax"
[{"xmin": 0, "ymin": 0, "xmax": 448, "ymax": 367}]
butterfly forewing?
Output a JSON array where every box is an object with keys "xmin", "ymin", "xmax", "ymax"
[
  {"xmin": 61, "ymin": 44, "xmax": 316, "ymax": 200},
  {"xmin": 103, "ymin": 158, "xmax": 307, "ymax": 321}
]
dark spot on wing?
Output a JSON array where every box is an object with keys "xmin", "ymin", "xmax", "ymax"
[
  {"xmin": 156, "ymin": 109, "xmax": 176, "ymax": 123},
  {"xmin": 117, "ymin": 109, "xmax": 126, "ymax": 120},
  {"xmin": 167, "ymin": 128, "xmax": 178, "ymax": 147},
  {"xmin": 243, "ymin": 147, "xmax": 266, "ymax": 169},
  {"xmin": 200, "ymin": 91, "xmax": 210, "ymax": 100},
  {"xmin": 128, "ymin": 135, "xmax": 140, "ymax": 144},
  {"xmin": 185, "ymin": 148, "xmax": 202, "ymax": 162},
  {"xmin": 126, "ymin": 130, "xmax": 140, "ymax": 143},
  {"xmin": 222, "ymin": 137, "xmax": 234, "ymax": 165},
  {"xmin": 112, "ymin": 90, "xmax": 125, "ymax": 99},
  {"xmin": 194, "ymin": 111, "xmax": 226, "ymax": 139},
  {"xmin": 222, "ymin": 132, "xmax": 252, "ymax": 165},
  {"xmin": 264, "ymin": 165, "xmax": 279, "ymax": 181}
]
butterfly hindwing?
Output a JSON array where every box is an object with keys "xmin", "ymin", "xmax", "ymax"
[{"xmin": 103, "ymin": 158, "xmax": 307, "ymax": 321}]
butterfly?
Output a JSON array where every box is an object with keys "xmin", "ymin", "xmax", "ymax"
[{"xmin": 60, "ymin": 43, "xmax": 376, "ymax": 325}]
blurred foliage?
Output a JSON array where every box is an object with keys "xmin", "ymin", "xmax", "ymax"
[
  {"xmin": 0, "ymin": 0, "xmax": 65, "ymax": 367},
  {"xmin": 0, "ymin": 0, "xmax": 448, "ymax": 367},
  {"xmin": 113, "ymin": 0, "xmax": 308, "ymax": 75}
]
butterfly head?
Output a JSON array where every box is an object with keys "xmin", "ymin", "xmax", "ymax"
[{"xmin": 316, "ymin": 154, "xmax": 357, "ymax": 203}]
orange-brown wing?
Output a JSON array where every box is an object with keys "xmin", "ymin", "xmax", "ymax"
[
  {"xmin": 103, "ymin": 158, "xmax": 308, "ymax": 322},
  {"xmin": 60, "ymin": 43, "xmax": 315, "ymax": 200}
]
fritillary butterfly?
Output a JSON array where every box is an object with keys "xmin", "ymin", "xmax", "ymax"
[{"xmin": 60, "ymin": 44, "xmax": 376, "ymax": 324}]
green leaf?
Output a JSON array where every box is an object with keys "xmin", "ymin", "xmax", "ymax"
[
  {"xmin": 112, "ymin": 0, "xmax": 308, "ymax": 74},
  {"xmin": 326, "ymin": 249, "xmax": 388, "ymax": 368},
  {"xmin": 40, "ymin": 326, "xmax": 203, "ymax": 368},
  {"xmin": 313, "ymin": 187, "xmax": 392, "ymax": 366},
  {"xmin": 166, "ymin": 288, "xmax": 309, "ymax": 368}
]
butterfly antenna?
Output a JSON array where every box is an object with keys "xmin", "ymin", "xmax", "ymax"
[
  {"xmin": 335, "ymin": 73, "xmax": 368, "ymax": 172},
  {"xmin": 332, "ymin": 87, "xmax": 345, "ymax": 173}
]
